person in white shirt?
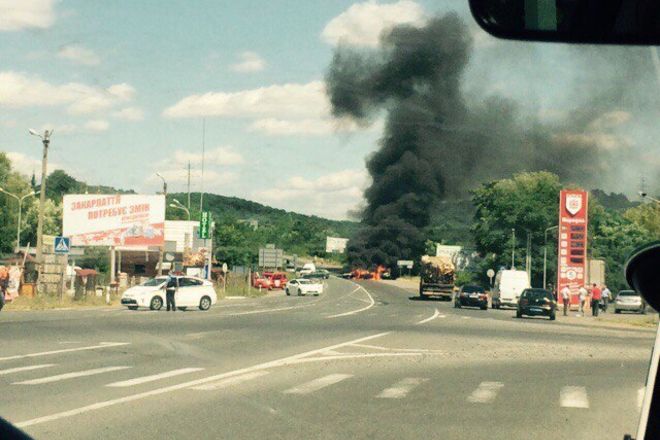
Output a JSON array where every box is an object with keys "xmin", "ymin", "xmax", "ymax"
[
  {"xmin": 561, "ymin": 285, "xmax": 571, "ymax": 316},
  {"xmin": 578, "ymin": 285, "xmax": 588, "ymax": 315},
  {"xmin": 601, "ymin": 285, "xmax": 611, "ymax": 313}
]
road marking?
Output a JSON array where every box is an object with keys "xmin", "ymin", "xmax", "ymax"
[
  {"xmin": 416, "ymin": 308, "xmax": 440, "ymax": 325},
  {"xmin": 461, "ymin": 316, "xmax": 471, "ymax": 320},
  {"xmin": 14, "ymin": 332, "xmax": 389, "ymax": 428},
  {"xmin": 224, "ymin": 296, "xmax": 246, "ymax": 299},
  {"xmin": 349, "ymin": 343, "xmax": 443, "ymax": 353},
  {"xmin": 0, "ymin": 342, "xmax": 130, "ymax": 362},
  {"xmin": 377, "ymin": 378, "xmax": 428, "ymax": 399},
  {"xmin": 283, "ymin": 373, "xmax": 353, "ymax": 395},
  {"xmin": 467, "ymin": 382, "xmax": 503, "ymax": 403},
  {"xmin": 0, "ymin": 364, "xmax": 56, "ymax": 376},
  {"xmin": 106, "ymin": 368, "xmax": 205, "ymax": 388},
  {"xmin": 560, "ymin": 386, "xmax": 590, "ymax": 409},
  {"xmin": 192, "ymin": 371, "xmax": 270, "ymax": 391},
  {"xmin": 14, "ymin": 366, "xmax": 132, "ymax": 385},
  {"xmin": 326, "ymin": 285, "xmax": 375, "ymax": 318},
  {"xmin": 637, "ymin": 386, "xmax": 646, "ymax": 409}
]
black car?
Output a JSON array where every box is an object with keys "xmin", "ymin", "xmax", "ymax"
[
  {"xmin": 516, "ymin": 288, "xmax": 556, "ymax": 320},
  {"xmin": 454, "ymin": 285, "xmax": 488, "ymax": 310}
]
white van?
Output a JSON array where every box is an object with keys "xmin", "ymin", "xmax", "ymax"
[
  {"xmin": 492, "ymin": 270, "xmax": 530, "ymax": 309},
  {"xmin": 299, "ymin": 263, "xmax": 317, "ymax": 276}
]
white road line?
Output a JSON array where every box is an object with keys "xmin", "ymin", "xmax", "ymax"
[
  {"xmin": 106, "ymin": 368, "xmax": 205, "ymax": 388},
  {"xmin": 283, "ymin": 373, "xmax": 353, "ymax": 395},
  {"xmin": 637, "ymin": 387, "xmax": 646, "ymax": 409},
  {"xmin": 14, "ymin": 366, "xmax": 132, "ymax": 385},
  {"xmin": 416, "ymin": 309, "xmax": 440, "ymax": 325},
  {"xmin": 192, "ymin": 371, "xmax": 270, "ymax": 391},
  {"xmin": 0, "ymin": 342, "xmax": 130, "ymax": 362},
  {"xmin": 467, "ymin": 381, "xmax": 504, "ymax": 404},
  {"xmin": 326, "ymin": 285, "xmax": 375, "ymax": 318},
  {"xmin": 14, "ymin": 332, "xmax": 389, "ymax": 428},
  {"xmin": 377, "ymin": 378, "xmax": 428, "ymax": 399},
  {"xmin": 560, "ymin": 386, "xmax": 590, "ymax": 409},
  {"xmin": 0, "ymin": 364, "xmax": 56, "ymax": 376}
]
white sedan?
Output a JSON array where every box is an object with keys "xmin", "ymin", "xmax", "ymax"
[
  {"xmin": 285, "ymin": 279, "xmax": 323, "ymax": 296},
  {"xmin": 120, "ymin": 276, "xmax": 217, "ymax": 311}
]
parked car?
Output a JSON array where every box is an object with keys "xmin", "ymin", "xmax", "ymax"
[
  {"xmin": 454, "ymin": 285, "xmax": 488, "ymax": 310},
  {"xmin": 492, "ymin": 269, "xmax": 530, "ymax": 309},
  {"xmin": 340, "ymin": 272, "xmax": 354, "ymax": 279},
  {"xmin": 121, "ymin": 276, "xmax": 217, "ymax": 311},
  {"xmin": 304, "ymin": 270, "xmax": 329, "ymax": 280},
  {"xmin": 298, "ymin": 263, "xmax": 317, "ymax": 276},
  {"xmin": 516, "ymin": 288, "xmax": 556, "ymax": 320},
  {"xmin": 286, "ymin": 278, "xmax": 323, "ymax": 296},
  {"xmin": 252, "ymin": 272, "xmax": 272, "ymax": 290},
  {"xmin": 614, "ymin": 290, "xmax": 647, "ymax": 314},
  {"xmin": 266, "ymin": 272, "xmax": 288, "ymax": 289}
]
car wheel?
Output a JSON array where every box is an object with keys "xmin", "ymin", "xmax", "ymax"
[
  {"xmin": 641, "ymin": 307, "xmax": 647, "ymax": 315},
  {"xmin": 150, "ymin": 296, "xmax": 163, "ymax": 311},
  {"xmin": 314, "ymin": 293, "xmax": 319, "ymax": 296},
  {"xmin": 516, "ymin": 310, "xmax": 522, "ymax": 318},
  {"xmin": 549, "ymin": 313, "xmax": 556, "ymax": 321},
  {"xmin": 178, "ymin": 307, "xmax": 187, "ymax": 311},
  {"xmin": 286, "ymin": 289, "xmax": 290, "ymax": 296},
  {"xmin": 615, "ymin": 309, "xmax": 621, "ymax": 314},
  {"xmin": 128, "ymin": 306, "xmax": 138, "ymax": 311},
  {"xmin": 481, "ymin": 305, "xmax": 488, "ymax": 310},
  {"xmin": 419, "ymin": 292, "xmax": 427, "ymax": 300},
  {"xmin": 199, "ymin": 296, "xmax": 212, "ymax": 311}
]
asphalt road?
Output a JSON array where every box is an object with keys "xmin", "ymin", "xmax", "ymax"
[{"xmin": 0, "ymin": 278, "xmax": 655, "ymax": 440}]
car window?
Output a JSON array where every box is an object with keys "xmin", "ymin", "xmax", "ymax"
[
  {"xmin": 618, "ymin": 291, "xmax": 638, "ymax": 297},
  {"xmin": 179, "ymin": 278, "xmax": 202, "ymax": 287},
  {"xmin": 141, "ymin": 278, "xmax": 167, "ymax": 287},
  {"xmin": 462, "ymin": 285, "xmax": 484, "ymax": 293}
]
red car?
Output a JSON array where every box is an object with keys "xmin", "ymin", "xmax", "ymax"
[
  {"xmin": 267, "ymin": 272, "xmax": 288, "ymax": 289},
  {"xmin": 252, "ymin": 272, "xmax": 272, "ymax": 289}
]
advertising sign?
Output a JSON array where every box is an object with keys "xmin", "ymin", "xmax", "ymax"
[
  {"xmin": 63, "ymin": 195, "xmax": 165, "ymax": 247},
  {"xmin": 199, "ymin": 211, "xmax": 211, "ymax": 239},
  {"xmin": 325, "ymin": 236, "xmax": 349, "ymax": 253},
  {"xmin": 557, "ymin": 189, "xmax": 589, "ymax": 305}
]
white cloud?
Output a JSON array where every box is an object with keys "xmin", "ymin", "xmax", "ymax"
[
  {"xmin": 164, "ymin": 81, "xmax": 326, "ymax": 119},
  {"xmin": 83, "ymin": 119, "xmax": 109, "ymax": 131},
  {"xmin": 252, "ymin": 169, "xmax": 369, "ymax": 219},
  {"xmin": 588, "ymin": 111, "xmax": 632, "ymax": 131},
  {"xmin": 0, "ymin": 71, "xmax": 136, "ymax": 115},
  {"xmin": 113, "ymin": 107, "xmax": 144, "ymax": 121},
  {"xmin": 5, "ymin": 151, "xmax": 62, "ymax": 176},
  {"xmin": 0, "ymin": 0, "xmax": 56, "ymax": 31},
  {"xmin": 321, "ymin": 0, "xmax": 426, "ymax": 47},
  {"xmin": 248, "ymin": 117, "xmax": 364, "ymax": 136},
  {"xmin": 57, "ymin": 45, "xmax": 101, "ymax": 66},
  {"xmin": 230, "ymin": 51, "xmax": 266, "ymax": 73},
  {"xmin": 173, "ymin": 146, "xmax": 244, "ymax": 166}
]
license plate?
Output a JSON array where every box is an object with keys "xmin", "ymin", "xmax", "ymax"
[
  {"xmin": 530, "ymin": 307, "xmax": 543, "ymax": 313},
  {"xmin": 470, "ymin": 293, "xmax": 479, "ymax": 298}
]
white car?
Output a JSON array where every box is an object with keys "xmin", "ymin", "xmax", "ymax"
[
  {"xmin": 285, "ymin": 278, "xmax": 323, "ymax": 296},
  {"xmin": 121, "ymin": 276, "xmax": 217, "ymax": 311}
]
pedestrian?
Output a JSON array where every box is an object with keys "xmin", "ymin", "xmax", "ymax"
[
  {"xmin": 578, "ymin": 285, "xmax": 588, "ymax": 315},
  {"xmin": 591, "ymin": 283, "xmax": 602, "ymax": 317},
  {"xmin": 601, "ymin": 285, "xmax": 611, "ymax": 313},
  {"xmin": 0, "ymin": 265, "xmax": 8, "ymax": 312},
  {"xmin": 561, "ymin": 285, "xmax": 571, "ymax": 316},
  {"xmin": 166, "ymin": 275, "xmax": 177, "ymax": 312}
]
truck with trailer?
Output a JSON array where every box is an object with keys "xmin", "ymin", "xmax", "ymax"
[{"xmin": 419, "ymin": 255, "xmax": 456, "ymax": 300}]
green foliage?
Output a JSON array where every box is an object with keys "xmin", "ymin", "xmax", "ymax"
[
  {"xmin": 0, "ymin": 152, "xmax": 37, "ymax": 251},
  {"xmin": 623, "ymin": 203, "xmax": 660, "ymax": 238},
  {"xmin": 454, "ymin": 271, "xmax": 473, "ymax": 287}
]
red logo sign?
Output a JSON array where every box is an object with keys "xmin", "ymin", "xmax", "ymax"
[{"xmin": 557, "ymin": 190, "xmax": 589, "ymax": 305}]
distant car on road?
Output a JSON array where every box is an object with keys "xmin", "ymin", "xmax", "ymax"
[
  {"xmin": 516, "ymin": 288, "xmax": 556, "ymax": 320},
  {"xmin": 454, "ymin": 285, "xmax": 488, "ymax": 310},
  {"xmin": 298, "ymin": 263, "xmax": 317, "ymax": 276},
  {"xmin": 304, "ymin": 270, "xmax": 329, "ymax": 280},
  {"xmin": 492, "ymin": 269, "xmax": 530, "ymax": 309},
  {"xmin": 266, "ymin": 272, "xmax": 289, "ymax": 289},
  {"xmin": 614, "ymin": 290, "xmax": 647, "ymax": 314},
  {"xmin": 286, "ymin": 278, "xmax": 323, "ymax": 296},
  {"xmin": 340, "ymin": 272, "xmax": 354, "ymax": 279},
  {"xmin": 252, "ymin": 272, "xmax": 272, "ymax": 290},
  {"xmin": 121, "ymin": 276, "xmax": 217, "ymax": 311}
]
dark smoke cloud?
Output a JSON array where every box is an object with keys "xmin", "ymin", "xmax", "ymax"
[{"xmin": 325, "ymin": 13, "xmax": 655, "ymax": 268}]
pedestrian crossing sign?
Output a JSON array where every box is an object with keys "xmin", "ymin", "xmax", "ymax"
[{"xmin": 54, "ymin": 236, "xmax": 71, "ymax": 254}]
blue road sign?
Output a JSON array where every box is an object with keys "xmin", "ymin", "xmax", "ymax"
[{"xmin": 54, "ymin": 236, "xmax": 71, "ymax": 254}]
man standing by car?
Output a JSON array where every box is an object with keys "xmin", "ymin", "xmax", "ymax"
[
  {"xmin": 561, "ymin": 285, "xmax": 571, "ymax": 316},
  {"xmin": 590, "ymin": 283, "xmax": 602, "ymax": 317},
  {"xmin": 166, "ymin": 275, "xmax": 177, "ymax": 312},
  {"xmin": 601, "ymin": 285, "xmax": 611, "ymax": 313}
]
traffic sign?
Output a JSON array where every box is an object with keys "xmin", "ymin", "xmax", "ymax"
[
  {"xmin": 397, "ymin": 260, "xmax": 414, "ymax": 269},
  {"xmin": 199, "ymin": 211, "xmax": 211, "ymax": 239},
  {"xmin": 54, "ymin": 236, "xmax": 70, "ymax": 254},
  {"xmin": 486, "ymin": 269, "xmax": 495, "ymax": 278},
  {"xmin": 222, "ymin": 263, "xmax": 228, "ymax": 273}
]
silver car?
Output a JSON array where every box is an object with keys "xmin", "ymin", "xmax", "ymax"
[{"xmin": 614, "ymin": 290, "xmax": 647, "ymax": 314}]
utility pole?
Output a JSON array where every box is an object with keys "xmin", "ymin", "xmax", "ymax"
[
  {"xmin": 525, "ymin": 231, "xmax": 532, "ymax": 283},
  {"xmin": 29, "ymin": 129, "xmax": 53, "ymax": 280},
  {"xmin": 543, "ymin": 225, "xmax": 558, "ymax": 289},
  {"xmin": 0, "ymin": 188, "xmax": 38, "ymax": 251},
  {"xmin": 156, "ymin": 173, "xmax": 167, "ymax": 276},
  {"xmin": 511, "ymin": 228, "xmax": 516, "ymax": 269},
  {"xmin": 200, "ymin": 119, "xmax": 205, "ymax": 212},
  {"xmin": 187, "ymin": 161, "xmax": 191, "ymax": 210}
]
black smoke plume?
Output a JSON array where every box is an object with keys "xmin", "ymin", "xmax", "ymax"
[{"xmin": 325, "ymin": 13, "xmax": 655, "ymax": 269}]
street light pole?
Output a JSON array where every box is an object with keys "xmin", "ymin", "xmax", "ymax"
[
  {"xmin": 169, "ymin": 199, "xmax": 191, "ymax": 220},
  {"xmin": 29, "ymin": 129, "xmax": 52, "ymax": 278},
  {"xmin": 156, "ymin": 173, "xmax": 167, "ymax": 276},
  {"xmin": 511, "ymin": 228, "xmax": 516, "ymax": 269},
  {"xmin": 0, "ymin": 188, "xmax": 38, "ymax": 250},
  {"xmin": 543, "ymin": 225, "xmax": 559, "ymax": 290}
]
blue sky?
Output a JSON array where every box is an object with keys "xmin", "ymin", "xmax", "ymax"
[{"xmin": 0, "ymin": 1, "xmax": 656, "ymax": 219}]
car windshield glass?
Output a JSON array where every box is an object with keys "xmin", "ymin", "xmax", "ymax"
[
  {"xmin": 141, "ymin": 278, "xmax": 166, "ymax": 287},
  {"xmin": 297, "ymin": 280, "xmax": 311, "ymax": 284},
  {"xmin": 523, "ymin": 290, "xmax": 552, "ymax": 300},
  {"xmin": 462, "ymin": 286, "xmax": 484, "ymax": 293},
  {"xmin": 618, "ymin": 291, "xmax": 638, "ymax": 297}
]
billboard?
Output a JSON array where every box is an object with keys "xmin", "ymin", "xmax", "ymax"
[
  {"xmin": 63, "ymin": 194, "xmax": 165, "ymax": 247},
  {"xmin": 557, "ymin": 189, "xmax": 589, "ymax": 305},
  {"xmin": 326, "ymin": 236, "xmax": 349, "ymax": 253}
]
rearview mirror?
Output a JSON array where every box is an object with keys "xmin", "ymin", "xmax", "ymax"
[
  {"xmin": 469, "ymin": 0, "xmax": 660, "ymax": 45},
  {"xmin": 625, "ymin": 241, "xmax": 660, "ymax": 312}
]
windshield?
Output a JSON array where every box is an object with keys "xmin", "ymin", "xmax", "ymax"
[{"xmin": 0, "ymin": 2, "xmax": 657, "ymax": 440}]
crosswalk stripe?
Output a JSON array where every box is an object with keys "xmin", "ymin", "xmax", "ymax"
[
  {"xmin": 0, "ymin": 364, "xmax": 56, "ymax": 376},
  {"xmin": 192, "ymin": 371, "xmax": 269, "ymax": 391},
  {"xmin": 377, "ymin": 377, "xmax": 428, "ymax": 399},
  {"xmin": 560, "ymin": 386, "xmax": 590, "ymax": 409},
  {"xmin": 106, "ymin": 368, "xmax": 205, "ymax": 388},
  {"xmin": 283, "ymin": 374, "xmax": 353, "ymax": 395},
  {"xmin": 14, "ymin": 366, "xmax": 131, "ymax": 385},
  {"xmin": 0, "ymin": 342, "xmax": 130, "ymax": 362},
  {"xmin": 467, "ymin": 381, "xmax": 503, "ymax": 403}
]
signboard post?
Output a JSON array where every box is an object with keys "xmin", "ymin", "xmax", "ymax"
[
  {"xmin": 557, "ymin": 189, "xmax": 589, "ymax": 309},
  {"xmin": 397, "ymin": 260, "xmax": 414, "ymax": 277},
  {"xmin": 487, "ymin": 268, "xmax": 495, "ymax": 287}
]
